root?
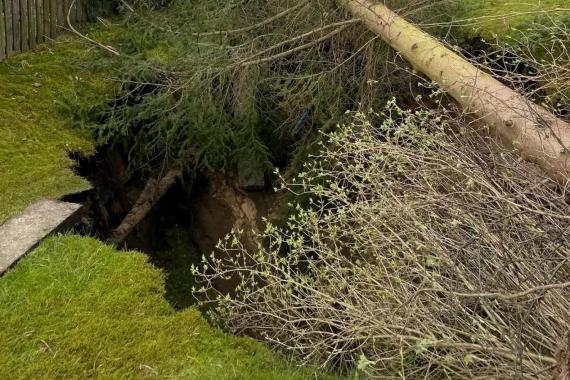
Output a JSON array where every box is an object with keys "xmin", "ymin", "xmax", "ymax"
[{"xmin": 108, "ymin": 169, "xmax": 182, "ymax": 245}]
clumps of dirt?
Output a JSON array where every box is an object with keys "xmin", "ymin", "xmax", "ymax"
[{"xmin": 190, "ymin": 171, "xmax": 283, "ymax": 293}]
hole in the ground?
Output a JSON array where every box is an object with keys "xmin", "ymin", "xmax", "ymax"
[
  {"xmin": 65, "ymin": 146, "xmax": 279, "ymax": 309},
  {"xmin": 461, "ymin": 37, "xmax": 542, "ymax": 94},
  {"xmin": 66, "ymin": 147, "xmax": 202, "ymax": 309}
]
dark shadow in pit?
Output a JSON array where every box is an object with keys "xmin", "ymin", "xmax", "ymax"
[
  {"xmin": 64, "ymin": 148, "xmax": 203, "ymax": 309},
  {"xmin": 122, "ymin": 180, "xmax": 202, "ymax": 310}
]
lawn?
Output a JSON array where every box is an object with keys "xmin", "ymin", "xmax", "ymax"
[
  {"xmin": 0, "ymin": 29, "xmax": 116, "ymax": 224},
  {"xmin": 0, "ymin": 235, "xmax": 329, "ymax": 379},
  {"xmin": 451, "ymin": 0, "xmax": 569, "ymax": 38}
]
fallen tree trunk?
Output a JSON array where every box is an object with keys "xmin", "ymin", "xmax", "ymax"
[
  {"xmin": 108, "ymin": 170, "xmax": 182, "ymax": 245},
  {"xmin": 339, "ymin": 0, "xmax": 570, "ymax": 183}
]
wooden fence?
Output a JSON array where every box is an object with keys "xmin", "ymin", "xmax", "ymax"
[{"xmin": 0, "ymin": 0, "xmax": 102, "ymax": 61}]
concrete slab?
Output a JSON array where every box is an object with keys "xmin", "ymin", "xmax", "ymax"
[{"xmin": 0, "ymin": 200, "xmax": 83, "ymax": 274}]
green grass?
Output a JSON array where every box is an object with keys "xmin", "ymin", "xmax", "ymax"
[
  {"xmin": 0, "ymin": 235, "xmax": 332, "ymax": 379},
  {"xmin": 151, "ymin": 227, "xmax": 201, "ymax": 309},
  {"xmin": 0, "ymin": 30, "xmax": 118, "ymax": 224},
  {"xmin": 451, "ymin": 0, "xmax": 569, "ymax": 38}
]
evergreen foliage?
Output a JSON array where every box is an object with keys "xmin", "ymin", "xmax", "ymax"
[{"xmin": 72, "ymin": 0, "xmax": 433, "ymax": 178}]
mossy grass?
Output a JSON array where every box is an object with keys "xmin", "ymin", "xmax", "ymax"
[
  {"xmin": 0, "ymin": 234, "xmax": 335, "ymax": 379},
  {"xmin": 0, "ymin": 26, "xmax": 122, "ymax": 223},
  {"xmin": 450, "ymin": 0, "xmax": 569, "ymax": 39},
  {"xmin": 448, "ymin": 1, "xmax": 570, "ymax": 106}
]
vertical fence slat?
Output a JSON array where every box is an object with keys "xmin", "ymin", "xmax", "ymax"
[
  {"xmin": 62, "ymin": 0, "xmax": 67, "ymax": 26},
  {"xmin": 44, "ymin": 0, "xmax": 53, "ymax": 38},
  {"xmin": 66, "ymin": 0, "xmax": 72, "ymax": 27},
  {"xmin": 28, "ymin": 0, "xmax": 35, "ymax": 48},
  {"xmin": 19, "ymin": 0, "xmax": 27, "ymax": 50},
  {"xmin": 86, "ymin": 0, "xmax": 94, "ymax": 21},
  {"xmin": 48, "ymin": 0, "xmax": 55, "ymax": 37},
  {"xmin": 61, "ymin": 0, "xmax": 65, "ymax": 28},
  {"xmin": 76, "ymin": 0, "xmax": 81, "ymax": 23},
  {"xmin": 73, "ymin": 0, "xmax": 78, "ymax": 23},
  {"xmin": 77, "ymin": 0, "xmax": 83, "ymax": 22},
  {"xmin": 56, "ymin": 0, "xmax": 63, "ymax": 30},
  {"xmin": 4, "ymin": 0, "xmax": 11, "ymax": 56},
  {"xmin": 43, "ymin": 0, "xmax": 49, "ymax": 38},
  {"xmin": 0, "ymin": 0, "xmax": 6, "ymax": 60},
  {"xmin": 36, "ymin": 0, "xmax": 42, "ymax": 42},
  {"xmin": 12, "ymin": 0, "xmax": 20, "ymax": 52},
  {"xmin": 68, "ymin": 0, "xmax": 74, "ymax": 24}
]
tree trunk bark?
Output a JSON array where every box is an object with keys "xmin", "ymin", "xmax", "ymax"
[
  {"xmin": 340, "ymin": 0, "xmax": 570, "ymax": 183},
  {"xmin": 108, "ymin": 170, "xmax": 182, "ymax": 245}
]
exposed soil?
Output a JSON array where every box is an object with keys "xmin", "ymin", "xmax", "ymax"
[{"xmin": 66, "ymin": 146, "xmax": 281, "ymax": 307}]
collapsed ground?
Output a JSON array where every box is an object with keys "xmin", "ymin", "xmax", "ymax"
[
  {"xmin": 1, "ymin": 0, "xmax": 569, "ymax": 378},
  {"xmin": 0, "ymin": 23, "xmax": 331, "ymax": 380}
]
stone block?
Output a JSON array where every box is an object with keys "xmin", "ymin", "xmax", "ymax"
[{"xmin": 0, "ymin": 200, "xmax": 83, "ymax": 274}]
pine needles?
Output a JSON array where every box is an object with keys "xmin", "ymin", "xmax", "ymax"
[{"xmin": 74, "ymin": 0, "xmax": 442, "ymax": 177}]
